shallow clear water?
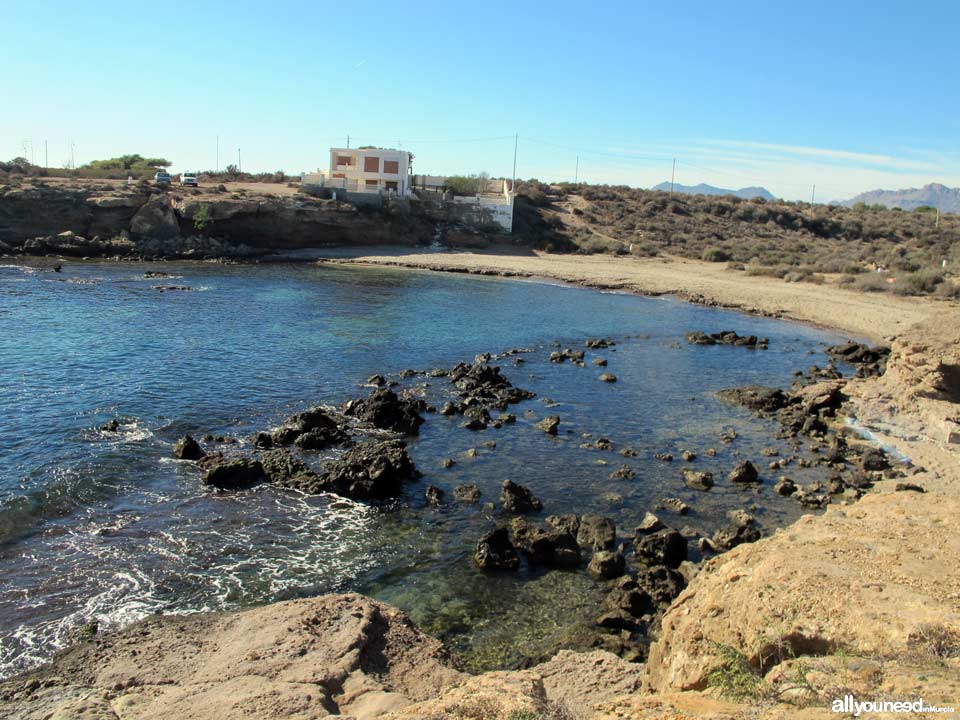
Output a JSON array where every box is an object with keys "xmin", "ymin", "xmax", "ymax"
[{"xmin": 0, "ymin": 259, "xmax": 849, "ymax": 675}]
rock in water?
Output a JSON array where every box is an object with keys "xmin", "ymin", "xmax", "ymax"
[
  {"xmin": 599, "ymin": 373, "xmax": 617, "ymax": 383},
  {"xmin": 728, "ymin": 460, "xmax": 760, "ymax": 484},
  {"xmin": 259, "ymin": 448, "xmax": 317, "ymax": 488},
  {"xmin": 716, "ymin": 385, "xmax": 790, "ymax": 413},
  {"xmin": 343, "ymin": 388, "xmax": 424, "ymax": 435},
  {"xmin": 588, "ymin": 550, "xmax": 625, "ymax": 579},
  {"xmin": 453, "ymin": 484, "xmax": 481, "ymax": 503},
  {"xmin": 536, "ymin": 415, "xmax": 560, "ymax": 435},
  {"xmin": 577, "ymin": 514, "xmax": 616, "ymax": 550},
  {"xmin": 500, "ymin": 479, "xmax": 542, "ymax": 513},
  {"xmin": 316, "ymin": 439, "xmax": 420, "ymax": 500},
  {"xmin": 682, "ymin": 469, "xmax": 714, "ymax": 490},
  {"xmin": 203, "ymin": 457, "xmax": 266, "ymax": 490},
  {"xmin": 475, "ymin": 527, "xmax": 520, "ymax": 570},
  {"xmin": 173, "ymin": 434, "xmax": 205, "ymax": 461},
  {"xmin": 634, "ymin": 528, "xmax": 687, "ymax": 569}
]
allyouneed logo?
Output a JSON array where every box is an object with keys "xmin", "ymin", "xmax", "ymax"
[{"xmin": 832, "ymin": 694, "xmax": 956, "ymax": 716}]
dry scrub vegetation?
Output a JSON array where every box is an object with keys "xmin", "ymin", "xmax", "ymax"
[{"xmin": 514, "ymin": 181, "xmax": 960, "ymax": 297}]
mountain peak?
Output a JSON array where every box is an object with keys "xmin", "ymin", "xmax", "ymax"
[{"xmin": 651, "ymin": 181, "xmax": 775, "ymax": 200}]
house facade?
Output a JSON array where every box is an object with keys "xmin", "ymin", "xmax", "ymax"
[{"xmin": 321, "ymin": 147, "xmax": 413, "ymax": 195}]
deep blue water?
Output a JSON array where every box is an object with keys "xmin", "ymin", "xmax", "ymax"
[{"xmin": 0, "ymin": 259, "xmax": 850, "ymax": 675}]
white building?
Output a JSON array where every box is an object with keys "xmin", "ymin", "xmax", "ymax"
[{"xmin": 312, "ymin": 147, "xmax": 413, "ymax": 195}]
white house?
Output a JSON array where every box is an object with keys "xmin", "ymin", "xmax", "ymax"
[{"xmin": 315, "ymin": 147, "xmax": 413, "ymax": 195}]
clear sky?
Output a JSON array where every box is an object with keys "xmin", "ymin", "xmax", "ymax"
[{"xmin": 4, "ymin": 0, "xmax": 959, "ymax": 200}]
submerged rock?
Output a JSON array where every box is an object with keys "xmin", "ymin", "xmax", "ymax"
[{"xmin": 453, "ymin": 484, "xmax": 481, "ymax": 503}]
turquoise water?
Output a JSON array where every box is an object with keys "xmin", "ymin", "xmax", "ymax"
[{"xmin": 0, "ymin": 259, "xmax": 849, "ymax": 675}]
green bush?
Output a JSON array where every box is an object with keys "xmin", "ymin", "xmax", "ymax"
[
  {"xmin": 702, "ymin": 247, "xmax": 731, "ymax": 262},
  {"xmin": 894, "ymin": 269, "xmax": 945, "ymax": 295}
]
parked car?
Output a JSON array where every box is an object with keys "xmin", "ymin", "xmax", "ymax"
[
  {"xmin": 154, "ymin": 171, "xmax": 171, "ymax": 185},
  {"xmin": 180, "ymin": 172, "xmax": 199, "ymax": 187}
]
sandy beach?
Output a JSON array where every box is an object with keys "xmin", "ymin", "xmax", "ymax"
[{"xmin": 314, "ymin": 246, "xmax": 954, "ymax": 342}]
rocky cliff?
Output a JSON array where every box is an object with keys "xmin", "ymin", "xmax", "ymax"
[{"xmin": 0, "ymin": 181, "xmax": 436, "ymax": 259}]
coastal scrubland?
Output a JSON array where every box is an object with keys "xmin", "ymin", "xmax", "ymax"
[{"xmin": 512, "ymin": 180, "xmax": 960, "ymax": 298}]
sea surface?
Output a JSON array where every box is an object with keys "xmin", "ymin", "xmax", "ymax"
[{"xmin": 0, "ymin": 259, "xmax": 851, "ymax": 676}]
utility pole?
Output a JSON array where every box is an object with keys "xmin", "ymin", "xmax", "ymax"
[
  {"xmin": 575, "ymin": 155, "xmax": 579, "ymax": 184},
  {"xmin": 811, "ymin": 184, "xmax": 816, "ymax": 204},
  {"xmin": 216, "ymin": 134, "xmax": 219, "ymax": 172},
  {"xmin": 511, "ymin": 133, "xmax": 518, "ymax": 192},
  {"xmin": 670, "ymin": 158, "xmax": 676, "ymax": 194},
  {"xmin": 347, "ymin": 134, "xmax": 350, "ymax": 149},
  {"xmin": 44, "ymin": 140, "xmax": 48, "ymax": 169},
  {"xmin": 237, "ymin": 148, "xmax": 241, "ymax": 173}
]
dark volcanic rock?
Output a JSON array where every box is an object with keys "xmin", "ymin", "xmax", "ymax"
[
  {"xmin": 512, "ymin": 519, "xmax": 581, "ymax": 568},
  {"xmin": 774, "ymin": 477, "xmax": 798, "ymax": 495},
  {"xmin": 273, "ymin": 406, "xmax": 349, "ymax": 447},
  {"xmin": 545, "ymin": 513, "xmax": 580, "ymax": 536},
  {"xmin": 860, "ymin": 447, "xmax": 890, "ymax": 471},
  {"xmin": 717, "ymin": 385, "xmax": 790, "ymax": 413},
  {"xmin": 712, "ymin": 522, "xmax": 762, "ymax": 552},
  {"xmin": 453, "ymin": 483, "xmax": 481, "ymax": 503},
  {"xmin": 588, "ymin": 549, "xmax": 625, "ymax": 579},
  {"xmin": 604, "ymin": 576, "xmax": 655, "ymax": 617},
  {"xmin": 203, "ymin": 457, "xmax": 266, "ymax": 490},
  {"xmin": 636, "ymin": 565, "xmax": 687, "ymax": 607},
  {"xmin": 343, "ymin": 388, "xmax": 424, "ymax": 436},
  {"xmin": 314, "ymin": 439, "xmax": 419, "ymax": 500},
  {"xmin": 728, "ymin": 460, "xmax": 760, "ymax": 484},
  {"xmin": 686, "ymin": 330, "xmax": 768, "ymax": 349},
  {"xmin": 475, "ymin": 527, "xmax": 520, "ymax": 571},
  {"xmin": 598, "ymin": 373, "xmax": 617, "ymax": 383},
  {"xmin": 577, "ymin": 514, "xmax": 616, "ymax": 550},
  {"xmin": 634, "ymin": 528, "xmax": 687, "ymax": 569},
  {"xmin": 173, "ymin": 434, "xmax": 205, "ymax": 461},
  {"xmin": 500, "ymin": 479, "xmax": 542, "ymax": 513},
  {"xmin": 259, "ymin": 448, "xmax": 316, "ymax": 488},
  {"xmin": 425, "ymin": 485, "xmax": 444, "ymax": 506}
]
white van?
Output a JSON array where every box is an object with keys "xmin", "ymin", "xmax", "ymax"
[{"xmin": 180, "ymin": 172, "xmax": 199, "ymax": 187}]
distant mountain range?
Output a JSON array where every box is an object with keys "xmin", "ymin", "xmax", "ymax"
[
  {"xmin": 652, "ymin": 182, "xmax": 776, "ymax": 201},
  {"xmin": 841, "ymin": 183, "xmax": 960, "ymax": 212}
]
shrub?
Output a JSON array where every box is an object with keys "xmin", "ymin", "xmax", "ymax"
[
  {"xmin": 855, "ymin": 274, "xmax": 891, "ymax": 293},
  {"xmin": 894, "ymin": 269, "xmax": 945, "ymax": 295},
  {"xmin": 702, "ymin": 247, "xmax": 731, "ymax": 262},
  {"xmin": 934, "ymin": 281, "xmax": 960, "ymax": 299}
]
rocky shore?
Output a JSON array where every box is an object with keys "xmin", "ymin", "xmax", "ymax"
[
  {"xmin": 0, "ymin": 180, "xmax": 437, "ymax": 261},
  {"xmin": 3, "ymin": 302, "xmax": 957, "ymax": 718}
]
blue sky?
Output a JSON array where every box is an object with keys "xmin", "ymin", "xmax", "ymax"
[{"xmin": 4, "ymin": 0, "xmax": 959, "ymax": 200}]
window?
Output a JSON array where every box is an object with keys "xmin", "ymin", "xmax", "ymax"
[
  {"xmin": 365, "ymin": 179, "xmax": 378, "ymax": 187},
  {"xmin": 383, "ymin": 159, "xmax": 399, "ymax": 174},
  {"xmin": 385, "ymin": 181, "xmax": 398, "ymax": 191},
  {"xmin": 336, "ymin": 155, "xmax": 353, "ymax": 166},
  {"xmin": 363, "ymin": 156, "xmax": 379, "ymax": 173}
]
